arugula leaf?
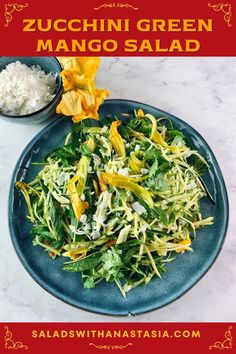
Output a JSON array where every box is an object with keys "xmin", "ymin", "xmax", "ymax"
[
  {"xmin": 63, "ymin": 251, "xmax": 103, "ymax": 272},
  {"xmin": 151, "ymin": 206, "xmax": 168, "ymax": 225},
  {"xmin": 121, "ymin": 246, "xmax": 138, "ymax": 265},
  {"xmin": 31, "ymin": 224, "xmax": 54, "ymax": 240},
  {"xmin": 48, "ymin": 197, "xmax": 64, "ymax": 240},
  {"xmin": 118, "ymin": 125, "xmax": 131, "ymax": 141},
  {"xmin": 128, "ymin": 117, "xmax": 152, "ymax": 135},
  {"xmin": 191, "ymin": 157, "xmax": 209, "ymax": 176},
  {"xmin": 47, "ymin": 144, "xmax": 79, "ymax": 166},
  {"xmin": 79, "ymin": 143, "xmax": 93, "ymax": 156}
]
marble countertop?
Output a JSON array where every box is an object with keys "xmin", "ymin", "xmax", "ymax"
[{"xmin": 0, "ymin": 57, "xmax": 235, "ymax": 322}]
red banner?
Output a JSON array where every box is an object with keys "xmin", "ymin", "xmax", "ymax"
[
  {"xmin": 0, "ymin": 0, "xmax": 235, "ymax": 56},
  {"xmin": 0, "ymin": 323, "xmax": 234, "ymax": 353}
]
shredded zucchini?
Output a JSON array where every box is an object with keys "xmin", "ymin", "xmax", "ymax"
[{"xmin": 16, "ymin": 110, "xmax": 214, "ymax": 296}]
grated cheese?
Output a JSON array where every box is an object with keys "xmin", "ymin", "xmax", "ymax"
[{"xmin": 0, "ymin": 61, "xmax": 57, "ymax": 115}]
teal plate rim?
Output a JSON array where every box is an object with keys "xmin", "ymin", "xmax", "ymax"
[{"xmin": 8, "ymin": 99, "xmax": 229, "ymax": 316}]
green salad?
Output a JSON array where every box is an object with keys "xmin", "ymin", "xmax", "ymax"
[{"xmin": 16, "ymin": 109, "xmax": 214, "ymax": 296}]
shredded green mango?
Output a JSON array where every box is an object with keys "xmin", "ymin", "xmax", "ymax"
[{"xmin": 16, "ymin": 110, "xmax": 214, "ymax": 296}]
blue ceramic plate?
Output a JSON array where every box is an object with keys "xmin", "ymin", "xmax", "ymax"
[{"xmin": 8, "ymin": 99, "xmax": 229, "ymax": 315}]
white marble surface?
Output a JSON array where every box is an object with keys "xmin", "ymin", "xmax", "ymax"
[{"xmin": 0, "ymin": 57, "xmax": 236, "ymax": 322}]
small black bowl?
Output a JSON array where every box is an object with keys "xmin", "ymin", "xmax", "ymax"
[{"xmin": 0, "ymin": 56, "xmax": 63, "ymax": 124}]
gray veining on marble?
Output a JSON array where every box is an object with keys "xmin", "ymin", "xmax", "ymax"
[{"xmin": 0, "ymin": 57, "xmax": 235, "ymax": 322}]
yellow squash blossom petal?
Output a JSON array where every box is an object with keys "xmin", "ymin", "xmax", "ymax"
[
  {"xmin": 56, "ymin": 90, "xmax": 83, "ymax": 116},
  {"xmin": 142, "ymin": 113, "xmax": 168, "ymax": 147},
  {"xmin": 144, "ymin": 113, "xmax": 158, "ymax": 141},
  {"xmin": 98, "ymin": 173, "xmax": 108, "ymax": 192},
  {"xmin": 74, "ymin": 156, "xmax": 90, "ymax": 195},
  {"xmin": 58, "ymin": 57, "xmax": 100, "ymax": 81},
  {"xmin": 175, "ymin": 239, "xmax": 192, "ymax": 253},
  {"xmin": 137, "ymin": 108, "xmax": 144, "ymax": 117},
  {"xmin": 129, "ymin": 152, "xmax": 144, "ymax": 173},
  {"xmin": 128, "ymin": 128, "xmax": 144, "ymax": 138},
  {"xmin": 83, "ymin": 137, "xmax": 96, "ymax": 152},
  {"xmin": 100, "ymin": 172, "xmax": 154, "ymax": 208},
  {"xmin": 61, "ymin": 70, "xmax": 94, "ymax": 92},
  {"xmin": 56, "ymin": 57, "xmax": 109, "ymax": 122},
  {"xmin": 109, "ymin": 121, "xmax": 126, "ymax": 157},
  {"xmin": 152, "ymin": 130, "xmax": 169, "ymax": 147},
  {"xmin": 138, "ymin": 111, "xmax": 186, "ymax": 151},
  {"xmin": 63, "ymin": 250, "xmax": 87, "ymax": 261},
  {"xmin": 67, "ymin": 179, "xmax": 89, "ymax": 221},
  {"xmin": 146, "ymin": 115, "xmax": 185, "ymax": 151},
  {"xmin": 72, "ymin": 88, "xmax": 109, "ymax": 123},
  {"xmin": 67, "ymin": 156, "xmax": 90, "ymax": 220}
]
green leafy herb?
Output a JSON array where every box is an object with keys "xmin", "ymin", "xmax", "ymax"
[{"xmin": 16, "ymin": 110, "xmax": 214, "ymax": 296}]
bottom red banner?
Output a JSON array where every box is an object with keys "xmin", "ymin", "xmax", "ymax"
[{"xmin": 0, "ymin": 323, "xmax": 234, "ymax": 354}]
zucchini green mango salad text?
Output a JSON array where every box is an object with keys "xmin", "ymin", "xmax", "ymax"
[{"xmin": 16, "ymin": 109, "xmax": 214, "ymax": 296}]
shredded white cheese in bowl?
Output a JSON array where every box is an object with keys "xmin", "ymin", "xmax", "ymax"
[
  {"xmin": 0, "ymin": 57, "xmax": 62, "ymax": 123},
  {"xmin": 0, "ymin": 61, "xmax": 57, "ymax": 115}
]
